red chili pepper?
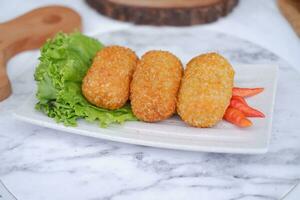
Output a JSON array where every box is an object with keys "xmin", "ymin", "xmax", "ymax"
[
  {"xmin": 232, "ymin": 87, "xmax": 264, "ymax": 97},
  {"xmin": 231, "ymin": 95, "xmax": 248, "ymax": 106},
  {"xmin": 230, "ymin": 98, "xmax": 265, "ymax": 118},
  {"xmin": 223, "ymin": 107, "xmax": 252, "ymax": 127}
]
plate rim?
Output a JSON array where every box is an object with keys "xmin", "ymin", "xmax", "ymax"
[{"xmin": 13, "ymin": 112, "xmax": 268, "ymax": 154}]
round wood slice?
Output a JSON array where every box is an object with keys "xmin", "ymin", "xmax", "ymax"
[{"xmin": 86, "ymin": 0, "xmax": 238, "ymax": 26}]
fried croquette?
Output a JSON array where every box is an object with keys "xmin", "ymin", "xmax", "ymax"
[
  {"xmin": 82, "ymin": 46, "xmax": 138, "ymax": 110},
  {"xmin": 130, "ymin": 50, "xmax": 183, "ymax": 122},
  {"xmin": 177, "ymin": 53, "xmax": 234, "ymax": 127}
]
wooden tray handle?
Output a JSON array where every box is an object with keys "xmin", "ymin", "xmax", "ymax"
[{"xmin": 0, "ymin": 6, "xmax": 82, "ymax": 101}]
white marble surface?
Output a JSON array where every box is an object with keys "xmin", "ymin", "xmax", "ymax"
[{"xmin": 1, "ymin": 1, "xmax": 300, "ymax": 200}]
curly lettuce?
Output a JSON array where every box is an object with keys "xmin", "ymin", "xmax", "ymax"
[{"xmin": 34, "ymin": 32, "xmax": 136, "ymax": 127}]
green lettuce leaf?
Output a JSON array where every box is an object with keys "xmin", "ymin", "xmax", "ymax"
[{"xmin": 34, "ymin": 32, "xmax": 137, "ymax": 127}]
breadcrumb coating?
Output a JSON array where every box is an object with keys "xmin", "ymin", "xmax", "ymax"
[
  {"xmin": 130, "ymin": 50, "xmax": 183, "ymax": 122},
  {"xmin": 177, "ymin": 53, "xmax": 234, "ymax": 127},
  {"xmin": 82, "ymin": 46, "xmax": 138, "ymax": 110}
]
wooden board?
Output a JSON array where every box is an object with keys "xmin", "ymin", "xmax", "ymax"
[
  {"xmin": 278, "ymin": 0, "xmax": 300, "ymax": 37},
  {"xmin": 0, "ymin": 6, "xmax": 81, "ymax": 101},
  {"xmin": 86, "ymin": 0, "xmax": 238, "ymax": 26}
]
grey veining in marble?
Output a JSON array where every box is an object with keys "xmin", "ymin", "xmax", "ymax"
[{"xmin": 1, "ymin": 27, "xmax": 300, "ymax": 200}]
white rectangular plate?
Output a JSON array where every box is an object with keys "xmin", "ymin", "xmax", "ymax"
[{"xmin": 14, "ymin": 64, "xmax": 278, "ymax": 154}]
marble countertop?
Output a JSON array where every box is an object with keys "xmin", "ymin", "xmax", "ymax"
[{"xmin": 1, "ymin": 1, "xmax": 300, "ymax": 200}]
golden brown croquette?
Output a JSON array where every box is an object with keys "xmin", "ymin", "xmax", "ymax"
[
  {"xmin": 177, "ymin": 53, "xmax": 234, "ymax": 127},
  {"xmin": 130, "ymin": 50, "xmax": 183, "ymax": 122},
  {"xmin": 82, "ymin": 46, "xmax": 138, "ymax": 110}
]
